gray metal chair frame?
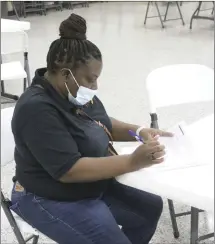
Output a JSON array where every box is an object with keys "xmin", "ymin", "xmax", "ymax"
[
  {"xmin": 1, "ymin": 191, "xmax": 39, "ymax": 244},
  {"xmin": 0, "ymin": 55, "xmax": 19, "ymax": 104},
  {"xmin": 1, "ymin": 28, "xmax": 31, "ymax": 104},
  {"xmin": 68, "ymin": 1, "xmax": 90, "ymax": 8},
  {"xmin": 1, "ymin": 51, "xmax": 31, "ymax": 104},
  {"xmin": 43, "ymin": 1, "xmax": 63, "ymax": 13},
  {"xmin": 22, "ymin": 1, "xmax": 46, "ymax": 18},
  {"xmin": 10, "ymin": 2, "xmax": 20, "ymax": 20},
  {"xmin": 1, "ymin": 1, "xmax": 24, "ymax": 104},
  {"xmin": 150, "ymin": 113, "xmax": 214, "ymax": 244},
  {"xmin": 144, "ymin": 1, "xmax": 185, "ymax": 28},
  {"xmin": 190, "ymin": 1, "xmax": 214, "ymax": 29}
]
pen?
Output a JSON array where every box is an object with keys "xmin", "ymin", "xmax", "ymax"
[{"xmin": 128, "ymin": 130, "xmax": 145, "ymax": 143}]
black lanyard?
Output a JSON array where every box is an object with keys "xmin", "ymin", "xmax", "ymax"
[{"xmin": 76, "ymin": 109, "xmax": 118, "ymax": 156}]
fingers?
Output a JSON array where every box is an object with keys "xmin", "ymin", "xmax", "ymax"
[
  {"xmin": 159, "ymin": 130, "xmax": 174, "ymax": 137},
  {"xmin": 146, "ymin": 135, "xmax": 160, "ymax": 142},
  {"xmin": 153, "ymin": 135, "xmax": 160, "ymax": 140},
  {"xmin": 153, "ymin": 150, "xmax": 166, "ymax": 159},
  {"xmin": 146, "ymin": 140, "xmax": 160, "ymax": 147},
  {"xmin": 147, "ymin": 144, "xmax": 165, "ymax": 154},
  {"xmin": 152, "ymin": 157, "xmax": 165, "ymax": 164}
]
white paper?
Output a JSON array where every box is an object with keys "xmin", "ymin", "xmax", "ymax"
[
  {"xmin": 120, "ymin": 122, "xmax": 205, "ymax": 172},
  {"xmin": 148, "ymin": 122, "xmax": 197, "ymax": 171}
]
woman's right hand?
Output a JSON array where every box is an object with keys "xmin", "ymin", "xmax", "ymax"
[{"xmin": 129, "ymin": 138, "xmax": 165, "ymax": 171}]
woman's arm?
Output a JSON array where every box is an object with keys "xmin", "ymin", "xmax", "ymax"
[
  {"xmin": 59, "ymin": 155, "xmax": 131, "ymax": 183},
  {"xmin": 110, "ymin": 117, "xmax": 173, "ymax": 142},
  {"xmin": 59, "ymin": 140, "xmax": 164, "ymax": 183},
  {"xmin": 110, "ymin": 117, "xmax": 140, "ymax": 142}
]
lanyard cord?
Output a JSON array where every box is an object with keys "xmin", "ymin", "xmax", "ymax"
[{"xmin": 76, "ymin": 109, "xmax": 118, "ymax": 155}]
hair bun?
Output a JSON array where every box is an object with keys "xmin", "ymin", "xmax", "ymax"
[{"xmin": 59, "ymin": 13, "xmax": 87, "ymax": 40}]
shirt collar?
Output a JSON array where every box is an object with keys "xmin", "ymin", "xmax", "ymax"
[{"xmin": 32, "ymin": 68, "xmax": 77, "ymax": 112}]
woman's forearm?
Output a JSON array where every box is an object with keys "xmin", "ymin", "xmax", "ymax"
[
  {"xmin": 59, "ymin": 155, "xmax": 131, "ymax": 183},
  {"xmin": 110, "ymin": 117, "xmax": 140, "ymax": 141}
]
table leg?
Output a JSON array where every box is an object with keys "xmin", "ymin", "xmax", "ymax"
[
  {"xmin": 168, "ymin": 199, "xmax": 180, "ymax": 238},
  {"xmin": 196, "ymin": 233, "xmax": 214, "ymax": 243},
  {"xmin": 190, "ymin": 207, "xmax": 199, "ymax": 244}
]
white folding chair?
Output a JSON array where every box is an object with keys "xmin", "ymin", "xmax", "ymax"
[
  {"xmin": 1, "ymin": 107, "xmax": 40, "ymax": 244},
  {"xmin": 146, "ymin": 64, "xmax": 214, "ymax": 243},
  {"xmin": 1, "ymin": 31, "xmax": 31, "ymax": 103}
]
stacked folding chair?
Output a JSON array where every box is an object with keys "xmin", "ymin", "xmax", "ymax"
[{"xmin": 1, "ymin": 30, "xmax": 31, "ymax": 104}]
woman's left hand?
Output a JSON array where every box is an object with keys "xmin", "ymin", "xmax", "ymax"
[{"xmin": 139, "ymin": 128, "xmax": 174, "ymax": 141}]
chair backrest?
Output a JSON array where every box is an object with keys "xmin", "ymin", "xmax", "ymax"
[
  {"xmin": 1, "ymin": 31, "xmax": 29, "ymax": 55},
  {"xmin": 1, "ymin": 107, "xmax": 15, "ymax": 166},
  {"xmin": 146, "ymin": 64, "xmax": 214, "ymax": 113}
]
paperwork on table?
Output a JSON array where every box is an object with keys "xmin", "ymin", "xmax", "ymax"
[{"xmin": 120, "ymin": 122, "xmax": 207, "ymax": 172}]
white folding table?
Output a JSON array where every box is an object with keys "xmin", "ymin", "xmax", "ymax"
[
  {"xmin": 117, "ymin": 114, "xmax": 214, "ymax": 243},
  {"xmin": 1, "ymin": 18, "xmax": 30, "ymax": 33}
]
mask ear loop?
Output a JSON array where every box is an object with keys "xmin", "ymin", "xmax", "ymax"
[
  {"xmin": 64, "ymin": 82, "xmax": 70, "ymax": 94},
  {"xmin": 61, "ymin": 68, "xmax": 80, "ymax": 88}
]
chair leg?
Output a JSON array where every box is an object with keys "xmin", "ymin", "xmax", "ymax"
[
  {"xmin": 164, "ymin": 1, "xmax": 170, "ymax": 21},
  {"xmin": 23, "ymin": 78, "xmax": 27, "ymax": 91},
  {"xmin": 1, "ymin": 80, "xmax": 5, "ymax": 93},
  {"xmin": 23, "ymin": 2, "xmax": 27, "ymax": 18},
  {"xmin": 190, "ymin": 207, "xmax": 199, "ymax": 244},
  {"xmin": 212, "ymin": 2, "xmax": 214, "ymax": 15},
  {"xmin": 11, "ymin": 2, "xmax": 20, "ymax": 20},
  {"xmin": 196, "ymin": 3, "xmax": 201, "ymax": 16},
  {"xmin": 176, "ymin": 1, "xmax": 185, "ymax": 25},
  {"xmin": 168, "ymin": 199, "xmax": 180, "ymax": 238},
  {"xmin": 154, "ymin": 2, "xmax": 165, "ymax": 28},
  {"xmin": 32, "ymin": 235, "xmax": 39, "ymax": 244},
  {"xmin": 190, "ymin": 2, "xmax": 202, "ymax": 29},
  {"xmin": 1, "ymin": 192, "xmax": 26, "ymax": 244},
  {"xmin": 144, "ymin": 1, "xmax": 151, "ymax": 25},
  {"xmin": 1, "ymin": 80, "xmax": 19, "ymax": 102}
]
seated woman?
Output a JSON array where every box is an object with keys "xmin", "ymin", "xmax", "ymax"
[{"xmin": 11, "ymin": 14, "xmax": 172, "ymax": 244}]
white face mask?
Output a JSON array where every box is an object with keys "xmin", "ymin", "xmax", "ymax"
[{"xmin": 63, "ymin": 69, "xmax": 98, "ymax": 106}]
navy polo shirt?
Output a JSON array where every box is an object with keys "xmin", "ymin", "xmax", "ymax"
[{"xmin": 12, "ymin": 68, "xmax": 113, "ymax": 201}]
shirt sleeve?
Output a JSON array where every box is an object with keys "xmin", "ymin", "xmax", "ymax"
[{"xmin": 19, "ymin": 102, "xmax": 81, "ymax": 180}]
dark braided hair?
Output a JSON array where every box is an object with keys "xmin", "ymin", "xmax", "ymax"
[{"xmin": 46, "ymin": 13, "xmax": 102, "ymax": 73}]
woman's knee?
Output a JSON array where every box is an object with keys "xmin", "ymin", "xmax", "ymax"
[
  {"xmin": 138, "ymin": 193, "xmax": 163, "ymax": 224},
  {"xmin": 155, "ymin": 196, "xmax": 163, "ymax": 220}
]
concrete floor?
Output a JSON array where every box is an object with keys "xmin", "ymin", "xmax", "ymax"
[{"xmin": 1, "ymin": 2, "xmax": 214, "ymax": 243}]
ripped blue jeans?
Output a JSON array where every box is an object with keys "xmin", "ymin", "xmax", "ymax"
[{"xmin": 10, "ymin": 180, "xmax": 163, "ymax": 244}]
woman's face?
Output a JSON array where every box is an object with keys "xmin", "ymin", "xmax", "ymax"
[{"xmin": 61, "ymin": 58, "xmax": 103, "ymax": 97}]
